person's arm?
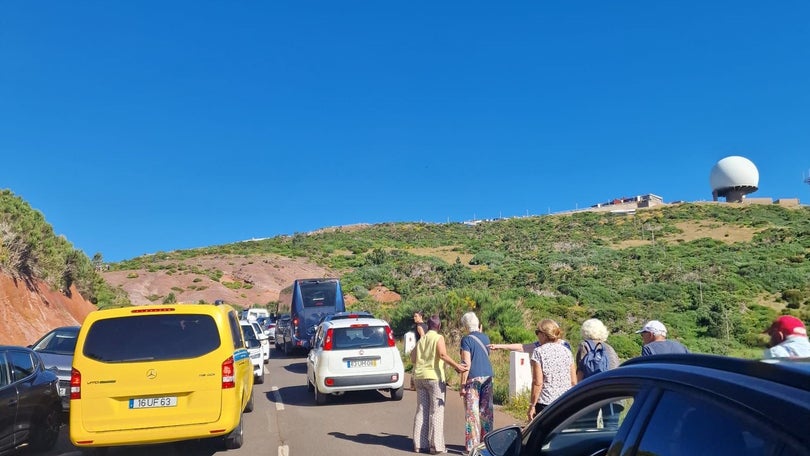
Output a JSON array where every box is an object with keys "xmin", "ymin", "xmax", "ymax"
[
  {"xmin": 489, "ymin": 342, "xmax": 535, "ymax": 352},
  {"xmin": 575, "ymin": 345, "xmax": 585, "ymax": 382},
  {"xmin": 416, "ymin": 324, "xmax": 425, "ymax": 339},
  {"xmin": 437, "ymin": 335, "xmax": 467, "ymax": 373},
  {"xmin": 569, "ymin": 358, "xmax": 578, "ymax": 386},
  {"xmin": 459, "ymin": 349, "xmax": 472, "ymax": 396},
  {"xmin": 528, "ymin": 359, "xmax": 543, "ymax": 420}
]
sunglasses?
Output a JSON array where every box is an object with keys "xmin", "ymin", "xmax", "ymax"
[{"xmin": 534, "ymin": 329, "xmax": 542, "ymax": 335}]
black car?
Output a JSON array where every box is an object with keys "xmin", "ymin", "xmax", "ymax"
[
  {"xmin": 0, "ymin": 345, "xmax": 62, "ymax": 455},
  {"xmin": 474, "ymin": 354, "xmax": 810, "ymax": 456},
  {"xmin": 29, "ymin": 326, "xmax": 80, "ymax": 411}
]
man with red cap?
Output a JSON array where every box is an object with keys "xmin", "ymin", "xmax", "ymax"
[{"xmin": 763, "ymin": 315, "xmax": 810, "ymax": 358}]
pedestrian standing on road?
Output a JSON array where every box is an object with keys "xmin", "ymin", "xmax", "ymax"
[
  {"xmin": 412, "ymin": 315, "xmax": 468, "ymax": 455},
  {"xmin": 763, "ymin": 315, "xmax": 810, "ymax": 358},
  {"xmin": 635, "ymin": 320, "xmax": 689, "ymax": 356},
  {"xmin": 458, "ymin": 312, "xmax": 494, "ymax": 453},
  {"xmin": 575, "ymin": 318, "xmax": 620, "ymax": 381},
  {"xmin": 414, "ymin": 311, "xmax": 428, "ymax": 341},
  {"xmin": 528, "ymin": 319, "xmax": 577, "ymax": 420}
]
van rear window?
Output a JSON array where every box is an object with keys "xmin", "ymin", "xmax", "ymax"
[{"xmin": 83, "ymin": 314, "xmax": 221, "ymax": 362}]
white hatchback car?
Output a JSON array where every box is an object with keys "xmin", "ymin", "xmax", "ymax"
[{"xmin": 306, "ymin": 313, "xmax": 404, "ymax": 405}]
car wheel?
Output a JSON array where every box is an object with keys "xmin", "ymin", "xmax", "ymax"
[
  {"xmin": 223, "ymin": 414, "xmax": 244, "ymax": 449},
  {"xmin": 29, "ymin": 404, "xmax": 60, "ymax": 451},
  {"xmin": 314, "ymin": 380, "xmax": 328, "ymax": 406},
  {"xmin": 390, "ymin": 386, "xmax": 404, "ymax": 401},
  {"xmin": 255, "ymin": 372, "xmax": 265, "ymax": 384},
  {"xmin": 244, "ymin": 390, "xmax": 254, "ymax": 413}
]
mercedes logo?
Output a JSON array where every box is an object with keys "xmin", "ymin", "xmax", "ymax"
[{"xmin": 146, "ymin": 369, "xmax": 157, "ymax": 380}]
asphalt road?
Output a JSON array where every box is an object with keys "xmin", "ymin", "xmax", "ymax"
[{"xmin": 40, "ymin": 349, "xmax": 518, "ymax": 456}]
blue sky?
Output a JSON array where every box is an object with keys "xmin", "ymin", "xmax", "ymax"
[{"xmin": 1, "ymin": 2, "xmax": 809, "ymax": 262}]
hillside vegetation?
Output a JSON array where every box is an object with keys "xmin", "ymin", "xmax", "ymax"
[
  {"xmin": 113, "ymin": 203, "xmax": 810, "ymax": 361},
  {"xmin": 0, "ymin": 190, "xmax": 128, "ymax": 308}
]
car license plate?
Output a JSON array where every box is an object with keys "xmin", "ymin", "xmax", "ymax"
[
  {"xmin": 348, "ymin": 359, "xmax": 377, "ymax": 368},
  {"xmin": 129, "ymin": 396, "xmax": 178, "ymax": 409}
]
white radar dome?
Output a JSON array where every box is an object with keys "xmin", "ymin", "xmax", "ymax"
[{"xmin": 709, "ymin": 156, "xmax": 759, "ymax": 202}]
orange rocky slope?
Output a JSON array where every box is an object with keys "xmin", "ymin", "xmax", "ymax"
[{"xmin": 0, "ymin": 273, "xmax": 96, "ymax": 346}]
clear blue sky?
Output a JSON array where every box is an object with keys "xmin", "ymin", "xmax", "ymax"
[{"xmin": 2, "ymin": 2, "xmax": 809, "ymax": 262}]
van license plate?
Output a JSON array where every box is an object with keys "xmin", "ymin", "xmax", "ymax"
[
  {"xmin": 129, "ymin": 396, "xmax": 178, "ymax": 409},
  {"xmin": 58, "ymin": 387, "xmax": 66, "ymax": 397},
  {"xmin": 348, "ymin": 359, "xmax": 377, "ymax": 368}
]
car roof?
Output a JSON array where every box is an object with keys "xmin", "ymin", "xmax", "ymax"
[
  {"xmin": 325, "ymin": 316, "xmax": 389, "ymax": 329},
  {"xmin": 322, "ymin": 311, "xmax": 374, "ymax": 322},
  {"xmin": 618, "ymin": 353, "xmax": 810, "ymax": 392}
]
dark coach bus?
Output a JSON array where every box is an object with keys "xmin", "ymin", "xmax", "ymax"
[{"xmin": 275, "ymin": 278, "xmax": 345, "ymax": 355}]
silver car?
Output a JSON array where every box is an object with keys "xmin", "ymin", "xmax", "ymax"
[{"xmin": 29, "ymin": 325, "xmax": 80, "ymax": 411}]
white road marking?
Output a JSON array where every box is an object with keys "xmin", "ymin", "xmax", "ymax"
[
  {"xmin": 271, "ymin": 386, "xmax": 284, "ymax": 410},
  {"xmin": 278, "ymin": 444, "xmax": 289, "ymax": 456}
]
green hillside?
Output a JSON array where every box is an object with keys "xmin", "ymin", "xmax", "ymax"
[
  {"xmin": 114, "ymin": 203, "xmax": 810, "ymax": 360},
  {"xmin": 0, "ymin": 189, "xmax": 128, "ymax": 308}
]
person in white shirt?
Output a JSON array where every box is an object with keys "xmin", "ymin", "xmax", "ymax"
[{"xmin": 763, "ymin": 315, "xmax": 810, "ymax": 358}]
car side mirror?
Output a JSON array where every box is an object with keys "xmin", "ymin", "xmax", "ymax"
[{"xmin": 484, "ymin": 426, "xmax": 521, "ymax": 456}]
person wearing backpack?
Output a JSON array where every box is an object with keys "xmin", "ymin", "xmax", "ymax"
[{"xmin": 575, "ymin": 318, "xmax": 620, "ymax": 382}]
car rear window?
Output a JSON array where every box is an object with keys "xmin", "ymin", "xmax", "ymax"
[
  {"xmin": 332, "ymin": 326, "xmax": 388, "ymax": 349},
  {"xmin": 83, "ymin": 314, "xmax": 221, "ymax": 362}
]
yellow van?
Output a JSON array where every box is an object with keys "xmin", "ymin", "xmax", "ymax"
[{"xmin": 69, "ymin": 303, "xmax": 255, "ymax": 450}]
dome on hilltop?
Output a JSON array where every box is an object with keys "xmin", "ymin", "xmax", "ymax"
[{"xmin": 710, "ymin": 156, "xmax": 759, "ymax": 202}]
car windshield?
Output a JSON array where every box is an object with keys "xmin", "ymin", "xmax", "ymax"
[
  {"xmin": 83, "ymin": 314, "xmax": 221, "ymax": 362},
  {"xmin": 32, "ymin": 329, "xmax": 78, "ymax": 355},
  {"xmin": 332, "ymin": 326, "xmax": 388, "ymax": 349}
]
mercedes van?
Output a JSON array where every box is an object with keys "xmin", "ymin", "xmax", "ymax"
[{"xmin": 69, "ymin": 303, "xmax": 255, "ymax": 451}]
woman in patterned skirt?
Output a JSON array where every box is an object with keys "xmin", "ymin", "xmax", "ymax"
[{"xmin": 458, "ymin": 312, "xmax": 494, "ymax": 453}]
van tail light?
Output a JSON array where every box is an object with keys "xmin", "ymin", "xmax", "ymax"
[
  {"xmin": 323, "ymin": 328, "xmax": 334, "ymax": 351},
  {"xmin": 385, "ymin": 326, "xmax": 396, "ymax": 347},
  {"xmin": 293, "ymin": 318, "xmax": 299, "ymax": 336},
  {"xmin": 70, "ymin": 368, "xmax": 81, "ymax": 400},
  {"xmin": 222, "ymin": 356, "xmax": 235, "ymax": 389}
]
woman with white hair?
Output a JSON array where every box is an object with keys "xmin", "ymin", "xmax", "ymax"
[
  {"xmin": 458, "ymin": 312, "xmax": 494, "ymax": 453},
  {"xmin": 576, "ymin": 318, "xmax": 620, "ymax": 381}
]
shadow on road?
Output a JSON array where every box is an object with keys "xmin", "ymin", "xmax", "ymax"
[
  {"xmin": 282, "ymin": 361, "xmax": 307, "ymax": 374},
  {"xmin": 273, "ymin": 385, "xmax": 394, "ymax": 408},
  {"xmin": 328, "ymin": 431, "xmax": 412, "ymax": 453}
]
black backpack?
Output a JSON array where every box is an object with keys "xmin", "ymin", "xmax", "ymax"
[{"xmin": 580, "ymin": 339, "xmax": 610, "ymax": 378}]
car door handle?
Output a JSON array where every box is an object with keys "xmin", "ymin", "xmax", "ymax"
[{"xmin": 7, "ymin": 399, "xmax": 18, "ymax": 407}]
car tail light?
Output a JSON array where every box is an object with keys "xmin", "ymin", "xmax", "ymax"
[
  {"xmin": 385, "ymin": 326, "xmax": 396, "ymax": 347},
  {"xmin": 70, "ymin": 368, "xmax": 81, "ymax": 399},
  {"xmin": 323, "ymin": 328, "xmax": 334, "ymax": 351},
  {"xmin": 222, "ymin": 356, "xmax": 235, "ymax": 389},
  {"xmin": 325, "ymin": 377, "xmax": 335, "ymax": 386}
]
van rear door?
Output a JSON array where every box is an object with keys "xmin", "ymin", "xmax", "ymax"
[{"xmin": 75, "ymin": 314, "xmax": 226, "ymax": 432}]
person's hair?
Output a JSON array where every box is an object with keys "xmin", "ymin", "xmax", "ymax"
[
  {"xmin": 414, "ymin": 310, "xmax": 424, "ymax": 318},
  {"xmin": 537, "ymin": 319, "xmax": 563, "ymax": 342},
  {"xmin": 427, "ymin": 314, "xmax": 441, "ymax": 331},
  {"xmin": 460, "ymin": 312, "xmax": 480, "ymax": 332},
  {"xmin": 581, "ymin": 318, "xmax": 609, "ymax": 341}
]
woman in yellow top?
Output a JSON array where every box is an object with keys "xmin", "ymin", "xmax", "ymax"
[{"xmin": 412, "ymin": 315, "xmax": 467, "ymax": 454}]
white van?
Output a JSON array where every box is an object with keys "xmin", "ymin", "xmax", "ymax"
[{"xmin": 242, "ymin": 308, "xmax": 269, "ymax": 322}]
